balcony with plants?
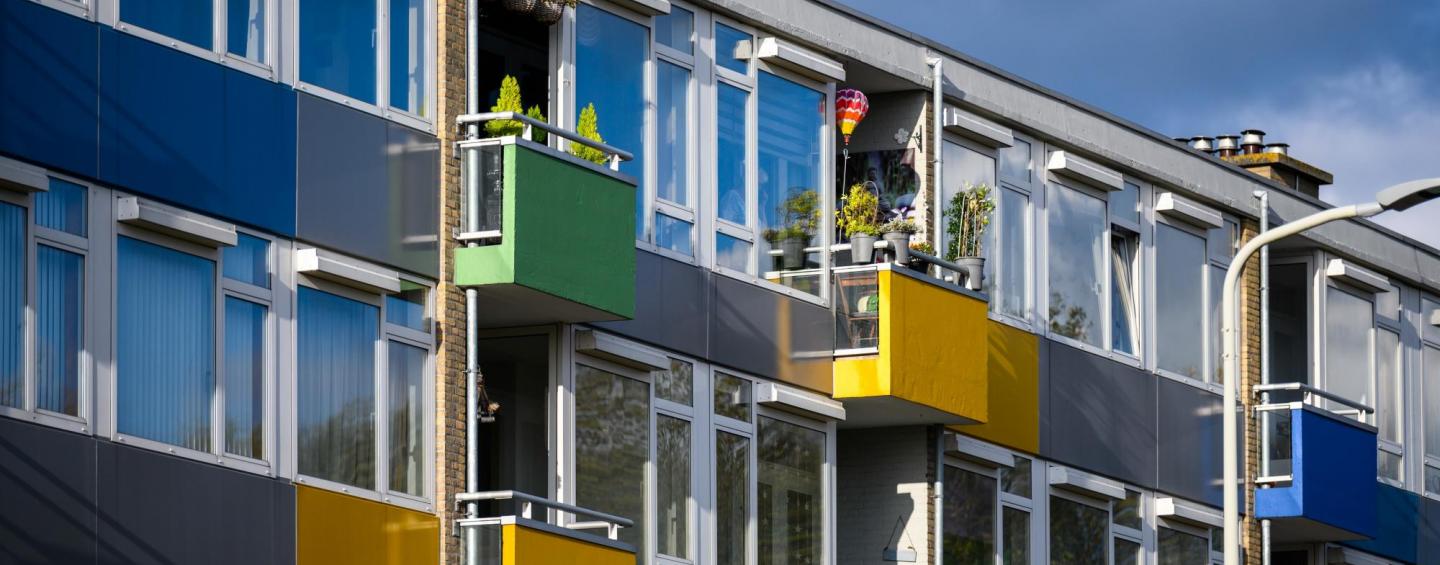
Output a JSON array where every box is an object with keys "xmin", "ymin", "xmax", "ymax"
[
  {"xmin": 829, "ymin": 181, "xmax": 994, "ymax": 427},
  {"xmin": 453, "ymin": 76, "xmax": 638, "ymax": 327}
]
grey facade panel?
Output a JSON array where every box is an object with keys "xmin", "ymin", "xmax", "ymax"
[
  {"xmin": 1156, "ymin": 377, "xmax": 1223, "ymax": 507},
  {"xmin": 1420, "ymin": 496, "xmax": 1440, "ymax": 565},
  {"xmin": 0, "ymin": 418, "xmax": 98, "ymax": 564},
  {"xmin": 1043, "ymin": 340, "xmax": 1157, "ymax": 489},
  {"xmin": 594, "ymin": 250, "xmax": 708, "ymax": 359},
  {"xmin": 96, "ymin": 441, "xmax": 295, "ymax": 565},
  {"xmin": 710, "ymin": 274, "xmax": 833, "ymax": 394},
  {"xmin": 296, "ymin": 93, "xmax": 439, "ymax": 278}
]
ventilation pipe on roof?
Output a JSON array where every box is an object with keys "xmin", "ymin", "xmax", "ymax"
[
  {"xmin": 1189, "ymin": 136, "xmax": 1215, "ymax": 153},
  {"xmin": 1215, "ymin": 135, "xmax": 1241, "ymax": 158},
  {"xmin": 1264, "ymin": 143, "xmax": 1289, "ymax": 156},
  {"xmin": 1241, "ymin": 129, "xmax": 1266, "ymax": 154}
]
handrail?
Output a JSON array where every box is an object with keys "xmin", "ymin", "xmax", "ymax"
[
  {"xmin": 1252, "ymin": 382, "xmax": 1375, "ymax": 415},
  {"xmin": 454, "ymin": 490, "xmax": 634, "ymax": 529},
  {"xmin": 456, "ymin": 112, "xmax": 635, "ymax": 170}
]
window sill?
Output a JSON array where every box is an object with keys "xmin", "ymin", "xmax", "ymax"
[
  {"xmin": 712, "ymin": 264, "xmax": 827, "ymax": 308},
  {"xmin": 30, "ymin": 0, "xmax": 89, "ymax": 20},
  {"xmin": 1153, "ymin": 370, "xmax": 1223, "ymax": 396},
  {"xmin": 114, "ymin": 22, "xmax": 278, "ymax": 83},
  {"xmin": 111, "ymin": 432, "xmax": 274, "ymax": 477},
  {"xmin": 295, "ymin": 474, "xmax": 435, "ymax": 514},
  {"xmin": 296, "ymin": 83, "xmax": 436, "ymax": 135},
  {"xmin": 0, "ymin": 406, "xmax": 90, "ymax": 436}
]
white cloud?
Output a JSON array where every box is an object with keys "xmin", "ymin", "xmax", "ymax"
[{"xmin": 1229, "ymin": 61, "xmax": 1440, "ymax": 247}]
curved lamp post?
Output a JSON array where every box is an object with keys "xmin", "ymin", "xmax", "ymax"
[{"xmin": 1221, "ymin": 178, "xmax": 1440, "ymax": 565}]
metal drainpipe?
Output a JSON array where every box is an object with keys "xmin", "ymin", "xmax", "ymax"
[
  {"xmin": 464, "ymin": 0, "xmax": 481, "ymax": 562},
  {"xmin": 1255, "ymin": 190, "xmax": 1271, "ymax": 565},
  {"xmin": 929, "ymin": 56, "xmax": 944, "ymax": 265}
]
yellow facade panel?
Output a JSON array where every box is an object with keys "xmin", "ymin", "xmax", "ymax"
[
  {"xmin": 505, "ymin": 524, "xmax": 635, "ymax": 565},
  {"xmin": 954, "ymin": 320, "xmax": 1040, "ymax": 453},
  {"xmin": 296, "ymin": 485, "xmax": 440, "ymax": 565}
]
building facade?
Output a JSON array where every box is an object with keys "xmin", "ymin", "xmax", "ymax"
[{"xmin": 2, "ymin": 0, "xmax": 1438, "ymax": 564}]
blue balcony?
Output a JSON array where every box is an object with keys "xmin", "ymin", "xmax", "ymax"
[{"xmin": 1254, "ymin": 384, "xmax": 1378, "ymax": 542}]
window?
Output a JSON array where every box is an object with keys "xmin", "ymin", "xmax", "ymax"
[
  {"xmin": 1158, "ymin": 527, "xmax": 1209, "ymax": 565},
  {"xmin": 1156, "ymin": 223, "xmax": 1206, "ymax": 379},
  {"xmin": 297, "ymin": 278, "xmax": 433, "ymax": 503},
  {"xmin": 654, "ymin": 357, "xmax": 695, "ymax": 560},
  {"xmin": 1424, "ymin": 297, "xmax": 1440, "ymax": 494},
  {"xmin": 575, "ymin": 4, "xmax": 648, "ymax": 241},
  {"xmin": 299, "ymin": 0, "xmax": 431, "ymax": 120},
  {"xmin": 1324, "ymin": 286, "xmax": 1374, "ymax": 412},
  {"xmin": 1109, "ymin": 184, "xmax": 1140, "ymax": 357},
  {"xmin": 574, "ymin": 363, "xmax": 650, "ymax": 550},
  {"xmin": 758, "ymin": 415, "xmax": 824, "ymax": 565},
  {"xmin": 1376, "ymin": 283, "xmax": 1405, "ymax": 484},
  {"xmin": 944, "ymin": 450, "xmax": 1033, "ymax": 565},
  {"xmin": 716, "ymin": 430, "xmax": 750, "ymax": 565},
  {"xmin": 1268, "ymin": 262, "xmax": 1310, "ymax": 386},
  {"xmin": 1112, "ymin": 491, "xmax": 1143, "ymax": 565},
  {"xmin": 757, "ymin": 71, "xmax": 826, "ymax": 297},
  {"xmin": 0, "ymin": 202, "xmax": 24, "ymax": 409},
  {"xmin": 942, "ymin": 141, "xmax": 997, "ymax": 289},
  {"xmin": 1047, "ymin": 183, "xmax": 1106, "ymax": 348},
  {"xmin": 119, "ymin": 0, "xmax": 273, "ymax": 70},
  {"xmin": 714, "ymin": 78, "xmax": 753, "ymax": 272},
  {"xmin": 997, "ymin": 188, "xmax": 1031, "ymax": 319},
  {"xmin": 714, "ymin": 23, "xmax": 751, "ymax": 74},
  {"xmin": 1049, "ymin": 495, "xmax": 1107, "ymax": 565},
  {"xmin": 653, "ymin": 6, "xmax": 696, "ymax": 258}
]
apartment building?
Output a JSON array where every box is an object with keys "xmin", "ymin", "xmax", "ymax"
[{"xmin": 1, "ymin": 0, "xmax": 1438, "ymax": 564}]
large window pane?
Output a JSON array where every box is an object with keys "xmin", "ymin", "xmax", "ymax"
[
  {"xmin": 1158, "ymin": 527, "xmax": 1209, "ymax": 565},
  {"xmin": 224, "ymin": 297, "xmax": 265, "ymax": 459},
  {"xmin": 388, "ymin": 0, "xmax": 425, "ymax": 115},
  {"xmin": 1156, "ymin": 224, "xmax": 1205, "ymax": 378},
  {"xmin": 658, "ymin": 61, "xmax": 691, "ymax": 207},
  {"xmin": 1269, "ymin": 264, "xmax": 1309, "ymax": 386},
  {"xmin": 1326, "ymin": 287, "xmax": 1373, "ymax": 409},
  {"xmin": 36, "ymin": 246, "xmax": 83, "ymax": 417},
  {"xmin": 717, "ymin": 431, "xmax": 750, "ymax": 565},
  {"xmin": 1110, "ymin": 231, "xmax": 1138, "ymax": 355},
  {"xmin": 1377, "ymin": 329, "xmax": 1402, "ymax": 444},
  {"xmin": 943, "ymin": 467, "xmax": 996, "ymax": 565},
  {"xmin": 997, "ymin": 188, "xmax": 1029, "ymax": 319},
  {"xmin": 1049, "ymin": 497, "xmax": 1106, "ymax": 565},
  {"xmin": 388, "ymin": 341, "xmax": 425, "ymax": 496},
  {"xmin": 299, "ymin": 0, "xmax": 377, "ymax": 103},
  {"xmin": 117, "ymin": 237, "xmax": 215, "ymax": 452},
  {"xmin": 575, "ymin": 365, "xmax": 649, "ymax": 550},
  {"xmin": 1047, "ymin": 185, "xmax": 1105, "ymax": 347},
  {"xmin": 121, "ymin": 0, "xmax": 213, "ymax": 49},
  {"xmin": 1002, "ymin": 507, "xmax": 1029, "ymax": 565},
  {"xmin": 717, "ymin": 83, "xmax": 749, "ymax": 225},
  {"xmin": 715, "ymin": 24, "xmax": 751, "ymax": 74},
  {"xmin": 227, "ymin": 0, "xmax": 266, "ymax": 62},
  {"xmin": 297, "ymin": 287, "xmax": 378, "ymax": 489},
  {"xmin": 942, "ymin": 142, "xmax": 997, "ymax": 288},
  {"xmin": 657, "ymin": 415, "xmax": 691, "ymax": 559},
  {"xmin": 223, "ymin": 233, "xmax": 270, "ymax": 288},
  {"xmin": 37, "ymin": 178, "xmax": 87, "ymax": 237},
  {"xmin": 758, "ymin": 416, "xmax": 824, "ymax": 565},
  {"xmin": 758, "ymin": 72, "xmax": 824, "ymax": 295},
  {"xmin": 0, "ymin": 203, "xmax": 23, "ymax": 408},
  {"xmin": 576, "ymin": 4, "xmax": 646, "ymax": 239}
]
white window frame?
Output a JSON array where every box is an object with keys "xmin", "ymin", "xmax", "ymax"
[
  {"xmin": 943, "ymin": 449, "xmax": 1039, "ymax": 565},
  {"xmin": 100, "ymin": 0, "xmax": 280, "ymax": 80},
  {"xmin": 292, "ymin": 273, "xmax": 436, "ymax": 512},
  {"xmin": 0, "ymin": 173, "xmax": 99, "ymax": 434},
  {"xmin": 1149, "ymin": 207, "xmax": 1221, "ymax": 392},
  {"xmin": 649, "ymin": 0, "xmax": 700, "ymax": 264},
  {"xmin": 1108, "ymin": 179, "xmax": 1145, "ymax": 367},
  {"xmin": 1317, "ymin": 258, "xmax": 1378, "ymax": 422},
  {"xmin": 707, "ymin": 14, "xmax": 760, "ymax": 279},
  {"xmin": 1374, "ymin": 282, "xmax": 1406, "ymax": 488},
  {"xmin": 1041, "ymin": 178, "xmax": 1121, "ymax": 362},
  {"xmin": 990, "ymin": 133, "xmax": 1040, "ymax": 330},
  {"xmin": 1419, "ymin": 292, "xmax": 1440, "ymax": 497}
]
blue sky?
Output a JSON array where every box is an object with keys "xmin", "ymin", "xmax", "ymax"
[{"xmin": 838, "ymin": 0, "xmax": 1440, "ymax": 246}]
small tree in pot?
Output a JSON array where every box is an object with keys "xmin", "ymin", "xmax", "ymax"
[
  {"xmin": 770, "ymin": 190, "xmax": 820, "ymax": 270},
  {"xmin": 837, "ymin": 183, "xmax": 881, "ymax": 264},
  {"xmin": 878, "ymin": 218, "xmax": 917, "ymax": 265},
  {"xmin": 943, "ymin": 183, "xmax": 995, "ymax": 290}
]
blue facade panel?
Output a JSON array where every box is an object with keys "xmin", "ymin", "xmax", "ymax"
[
  {"xmin": 1345, "ymin": 484, "xmax": 1419, "ymax": 564},
  {"xmin": 0, "ymin": 0, "xmax": 100, "ymax": 178},
  {"xmin": 98, "ymin": 28, "xmax": 296, "ymax": 236},
  {"xmin": 1256, "ymin": 408, "xmax": 1377, "ymax": 539}
]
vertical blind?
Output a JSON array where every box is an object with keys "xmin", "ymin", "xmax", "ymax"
[
  {"xmin": 37, "ymin": 245, "xmax": 83, "ymax": 415},
  {"xmin": 388, "ymin": 340, "xmax": 424, "ymax": 495},
  {"xmin": 0, "ymin": 203, "xmax": 21, "ymax": 408},
  {"xmin": 298, "ymin": 287, "xmax": 377, "ymax": 490},
  {"xmin": 224, "ymin": 297, "xmax": 266, "ymax": 459},
  {"xmin": 117, "ymin": 237, "xmax": 216, "ymax": 451}
]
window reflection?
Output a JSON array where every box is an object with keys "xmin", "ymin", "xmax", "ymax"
[
  {"xmin": 1049, "ymin": 497, "xmax": 1106, "ymax": 565},
  {"xmin": 758, "ymin": 416, "xmax": 823, "ymax": 565},
  {"xmin": 1158, "ymin": 527, "xmax": 1208, "ymax": 565},
  {"xmin": 758, "ymin": 72, "xmax": 824, "ymax": 296},
  {"xmin": 299, "ymin": 0, "xmax": 377, "ymax": 103},
  {"xmin": 574, "ymin": 364, "xmax": 649, "ymax": 550},
  {"xmin": 576, "ymin": 5, "xmax": 647, "ymax": 240},
  {"xmin": 717, "ymin": 431, "xmax": 750, "ymax": 565},
  {"xmin": 1156, "ymin": 224, "xmax": 1205, "ymax": 378},
  {"xmin": 943, "ymin": 467, "xmax": 996, "ymax": 565},
  {"xmin": 0, "ymin": 204, "xmax": 21, "ymax": 408},
  {"xmin": 297, "ymin": 287, "xmax": 378, "ymax": 489},
  {"xmin": 1047, "ymin": 185, "xmax": 1105, "ymax": 347}
]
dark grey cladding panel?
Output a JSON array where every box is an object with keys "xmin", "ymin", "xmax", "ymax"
[
  {"xmin": 1420, "ymin": 495, "xmax": 1440, "ymax": 564},
  {"xmin": 1043, "ymin": 340, "xmax": 1157, "ymax": 489},
  {"xmin": 593, "ymin": 249, "xmax": 708, "ymax": 359},
  {"xmin": 1156, "ymin": 377, "xmax": 1224, "ymax": 506},
  {"xmin": 96, "ymin": 441, "xmax": 295, "ymax": 565},
  {"xmin": 296, "ymin": 93, "xmax": 439, "ymax": 278},
  {"xmin": 711, "ymin": 274, "xmax": 833, "ymax": 394},
  {"xmin": 0, "ymin": 418, "xmax": 98, "ymax": 564}
]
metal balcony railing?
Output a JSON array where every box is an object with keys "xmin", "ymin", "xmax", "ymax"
[
  {"xmin": 831, "ymin": 242, "xmax": 985, "ymax": 354},
  {"xmin": 454, "ymin": 490, "xmax": 635, "ymax": 565},
  {"xmin": 1253, "ymin": 382, "xmax": 1375, "ymax": 486}
]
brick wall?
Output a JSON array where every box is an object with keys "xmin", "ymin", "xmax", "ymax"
[
  {"xmin": 435, "ymin": 0, "xmax": 465, "ymax": 560},
  {"xmin": 1238, "ymin": 219, "xmax": 1263, "ymax": 564},
  {"xmin": 836, "ymin": 427, "xmax": 934, "ymax": 565}
]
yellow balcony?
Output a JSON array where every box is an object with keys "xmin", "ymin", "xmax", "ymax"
[
  {"xmin": 456, "ymin": 491, "xmax": 636, "ymax": 565},
  {"xmin": 832, "ymin": 263, "xmax": 989, "ymax": 426}
]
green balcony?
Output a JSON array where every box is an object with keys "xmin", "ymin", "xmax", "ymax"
[{"xmin": 455, "ymin": 124, "xmax": 636, "ymax": 327}]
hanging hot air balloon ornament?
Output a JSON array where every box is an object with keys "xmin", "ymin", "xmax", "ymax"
[{"xmin": 835, "ymin": 88, "xmax": 870, "ymax": 196}]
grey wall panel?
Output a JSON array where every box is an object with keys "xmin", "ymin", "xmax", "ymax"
[
  {"xmin": 296, "ymin": 93, "xmax": 439, "ymax": 278},
  {"xmin": 1044, "ymin": 341, "xmax": 1157, "ymax": 489},
  {"xmin": 1037, "ymin": 337, "xmax": 1052, "ymax": 456},
  {"xmin": 594, "ymin": 250, "xmax": 708, "ymax": 359},
  {"xmin": 1419, "ymin": 496, "xmax": 1440, "ymax": 565},
  {"xmin": 0, "ymin": 419, "xmax": 98, "ymax": 564},
  {"xmin": 1156, "ymin": 378, "xmax": 1224, "ymax": 506},
  {"xmin": 710, "ymin": 274, "xmax": 833, "ymax": 394},
  {"xmin": 96, "ymin": 441, "xmax": 295, "ymax": 565}
]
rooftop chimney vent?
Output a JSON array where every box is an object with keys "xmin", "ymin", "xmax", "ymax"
[
  {"xmin": 1240, "ymin": 129, "xmax": 1266, "ymax": 154},
  {"xmin": 1264, "ymin": 143, "xmax": 1289, "ymax": 156},
  {"xmin": 1215, "ymin": 135, "xmax": 1240, "ymax": 157},
  {"xmin": 1189, "ymin": 136, "xmax": 1215, "ymax": 153}
]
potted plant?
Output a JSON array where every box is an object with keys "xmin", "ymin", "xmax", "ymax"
[
  {"xmin": 943, "ymin": 183, "xmax": 995, "ymax": 290},
  {"xmin": 774, "ymin": 190, "xmax": 820, "ymax": 269},
  {"xmin": 837, "ymin": 183, "xmax": 880, "ymax": 264},
  {"xmin": 907, "ymin": 240, "xmax": 935, "ymax": 271},
  {"xmin": 530, "ymin": 0, "xmax": 575, "ymax": 24},
  {"xmin": 878, "ymin": 218, "xmax": 917, "ymax": 264},
  {"xmin": 570, "ymin": 103, "xmax": 609, "ymax": 165}
]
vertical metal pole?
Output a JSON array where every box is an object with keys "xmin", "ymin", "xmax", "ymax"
[
  {"xmin": 464, "ymin": 0, "xmax": 481, "ymax": 563},
  {"xmin": 1254, "ymin": 190, "xmax": 1271, "ymax": 565},
  {"xmin": 933, "ymin": 427, "xmax": 944, "ymax": 565},
  {"xmin": 929, "ymin": 57, "xmax": 943, "ymax": 262}
]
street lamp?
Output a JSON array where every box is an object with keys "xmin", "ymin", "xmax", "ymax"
[{"xmin": 1221, "ymin": 178, "xmax": 1440, "ymax": 565}]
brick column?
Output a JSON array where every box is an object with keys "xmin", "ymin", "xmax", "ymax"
[
  {"xmin": 1237, "ymin": 219, "xmax": 1263, "ymax": 564},
  {"xmin": 434, "ymin": 0, "xmax": 467, "ymax": 561}
]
